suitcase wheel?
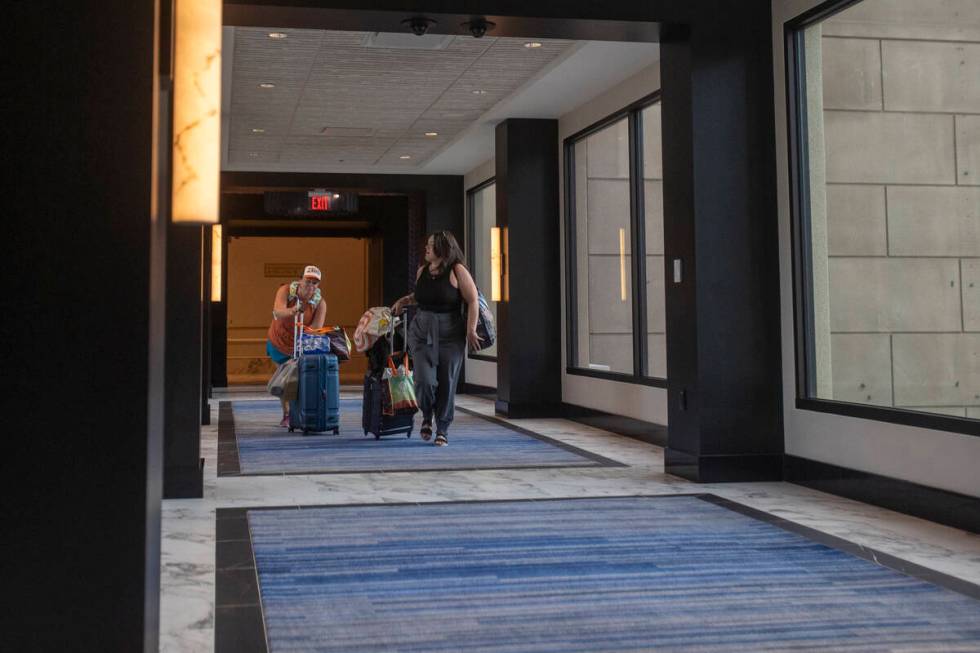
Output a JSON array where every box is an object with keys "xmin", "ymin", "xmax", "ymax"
[
  {"xmin": 288, "ymin": 427, "xmax": 295, "ymax": 433},
  {"xmin": 374, "ymin": 434, "xmax": 380, "ymax": 440}
]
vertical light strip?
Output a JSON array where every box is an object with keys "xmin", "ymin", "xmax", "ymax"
[
  {"xmin": 490, "ymin": 227, "xmax": 502, "ymax": 302},
  {"xmin": 502, "ymin": 227, "xmax": 510, "ymax": 302},
  {"xmin": 172, "ymin": 0, "xmax": 222, "ymax": 224},
  {"xmin": 619, "ymin": 228, "xmax": 627, "ymax": 301},
  {"xmin": 211, "ymin": 225, "xmax": 223, "ymax": 301}
]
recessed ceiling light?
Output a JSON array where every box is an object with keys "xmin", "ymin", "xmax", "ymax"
[
  {"xmin": 332, "ymin": 193, "xmax": 340, "ymax": 199},
  {"xmin": 399, "ymin": 155, "xmax": 412, "ymax": 159},
  {"xmin": 424, "ymin": 131, "xmax": 439, "ymax": 137},
  {"xmin": 258, "ymin": 83, "xmax": 276, "ymax": 89},
  {"xmin": 248, "ymin": 152, "xmax": 259, "ymax": 157},
  {"xmin": 471, "ymin": 89, "xmax": 487, "ymax": 95},
  {"xmin": 268, "ymin": 32, "xmax": 287, "ymax": 39},
  {"xmin": 251, "ymin": 128, "xmax": 265, "ymax": 133},
  {"xmin": 524, "ymin": 42, "xmax": 542, "ymax": 48}
]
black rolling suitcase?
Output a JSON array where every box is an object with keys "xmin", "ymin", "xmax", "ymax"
[{"xmin": 362, "ymin": 314, "xmax": 414, "ymax": 439}]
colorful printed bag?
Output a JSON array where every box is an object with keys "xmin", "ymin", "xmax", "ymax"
[{"xmin": 383, "ymin": 353, "xmax": 418, "ymax": 416}]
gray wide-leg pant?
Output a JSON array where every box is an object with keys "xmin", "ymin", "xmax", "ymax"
[{"xmin": 407, "ymin": 310, "xmax": 466, "ymax": 435}]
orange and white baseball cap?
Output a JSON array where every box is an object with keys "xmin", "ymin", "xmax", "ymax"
[{"xmin": 303, "ymin": 265, "xmax": 322, "ymax": 280}]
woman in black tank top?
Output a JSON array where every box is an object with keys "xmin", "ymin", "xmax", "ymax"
[{"xmin": 391, "ymin": 231, "xmax": 483, "ymax": 445}]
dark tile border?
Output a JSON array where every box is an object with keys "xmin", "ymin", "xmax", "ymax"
[
  {"xmin": 785, "ymin": 455, "xmax": 980, "ymax": 535},
  {"xmin": 697, "ymin": 494, "xmax": 980, "ymax": 600},
  {"xmin": 454, "ymin": 405, "xmax": 626, "ymax": 468},
  {"xmin": 215, "ymin": 508, "xmax": 268, "ymax": 653},
  {"xmin": 217, "ymin": 401, "xmax": 241, "ymax": 476},
  {"xmin": 215, "ymin": 493, "xmax": 980, "ymax": 652},
  {"xmin": 217, "ymin": 400, "xmax": 625, "ymax": 478}
]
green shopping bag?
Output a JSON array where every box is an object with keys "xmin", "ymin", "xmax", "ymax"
[{"xmin": 385, "ymin": 353, "xmax": 419, "ymax": 415}]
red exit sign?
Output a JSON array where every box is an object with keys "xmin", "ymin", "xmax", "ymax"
[{"xmin": 310, "ymin": 195, "xmax": 331, "ymax": 211}]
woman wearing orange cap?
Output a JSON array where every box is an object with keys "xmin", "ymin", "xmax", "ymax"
[{"xmin": 267, "ymin": 265, "xmax": 328, "ymax": 426}]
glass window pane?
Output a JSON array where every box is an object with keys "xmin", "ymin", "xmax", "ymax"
[
  {"xmin": 572, "ymin": 117, "xmax": 634, "ymax": 374},
  {"xmin": 641, "ymin": 102, "xmax": 666, "ymax": 379},
  {"xmin": 799, "ymin": 1, "xmax": 980, "ymax": 420},
  {"xmin": 470, "ymin": 183, "xmax": 498, "ymax": 357}
]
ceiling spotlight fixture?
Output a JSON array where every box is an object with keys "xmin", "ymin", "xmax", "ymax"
[
  {"xmin": 401, "ymin": 16, "xmax": 437, "ymax": 36},
  {"xmin": 267, "ymin": 32, "xmax": 287, "ymax": 39},
  {"xmin": 258, "ymin": 82, "xmax": 276, "ymax": 89},
  {"xmin": 248, "ymin": 152, "xmax": 259, "ymax": 157},
  {"xmin": 424, "ymin": 131, "xmax": 439, "ymax": 137},
  {"xmin": 471, "ymin": 89, "xmax": 487, "ymax": 95},
  {"xmin": 400, "ymin": 155, "xmax": 412, "ymax": 159},
  {"xmin": 462, "ymin": 17, "xmax": 495, "ymax": 39},
  {"xmin": 251, "ymin": 128, "xmax": 265, "ymax": 133},
  {"xmin": 332, "ymin": 193, "xmax": 340, "ymax": 199},
  {"xmin": 524, "ymin": 41, "xmax": 542, "ymax": 48}
]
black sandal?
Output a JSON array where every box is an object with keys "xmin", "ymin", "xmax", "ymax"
[
  {"xmin": 434, "ymin": 434, "xmax": 448, "ymax": 447},
  {"xmin": 420, "ymin": 421, "xmax": 433, "ymax": 441}
]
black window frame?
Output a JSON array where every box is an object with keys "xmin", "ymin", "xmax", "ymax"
[
  {"xmin": 785, "ymin": 0, "xmax": 980, "ymax": 437},
  {"xmin": 465, "ymin": 175, "xmax": 498, "ymax": 363},
  {"xmin": 563, "ymin": 90, "xmax": 666, "ymax": 389}
]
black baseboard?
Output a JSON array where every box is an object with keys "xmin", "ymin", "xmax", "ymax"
[
  {"xmin": 785, "ymin": 455, "xmax": 980, "ymax": 534},
  {"xmin": 561, "ymin": 403, "xmax": 668, "ymax": 447},
  {"xmin": 494, "ymin": 400, "xmax": 565, "ymax": 419},
  {"xmin": 460, "ymin": 382, "xmax": 496, "ymax": 396},
  {"xmin": 665, "ymin": 449, "xmax": 783, "ymax": 483},
  {"xmin": 163, "ymin": 457, "xmax": 204, "ymax": 499}
]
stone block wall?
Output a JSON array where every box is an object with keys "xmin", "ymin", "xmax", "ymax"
[
  {"xmin": 816, "ymin": 0, "xmax": 980, "ymax": 417},
  {"xmin": 573, "ymin": 104, "xmax": 665, "ymax": 377}
]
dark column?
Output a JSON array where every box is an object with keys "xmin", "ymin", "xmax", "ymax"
[
  {"xmin": 163, "ymin": 224, "xmax": 205, "ymax": 498},
  {"xmin": 494, "ymin": 119, "xmax": 562, "ymax": 418},
  {"xmin": 2, "ymin": 1, "xmax": 162, "ymax": 649},
  {"xmin": 201, "ymin": 226, "xmax": 212, "ymax": 425},
  {"xmin": 661, "ymin": 19, "xmax": 783, "ymax": 482}
]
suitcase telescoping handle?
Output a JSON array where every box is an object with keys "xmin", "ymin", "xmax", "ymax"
[
  {"xmin": 388, "ymin": 308, "xmax": 408, "ymax": 352},
  {"xmin": 293, "ymin": 300, "xmax": 304, "ymax": 359}
]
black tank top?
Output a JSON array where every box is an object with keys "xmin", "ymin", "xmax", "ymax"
[{"xmin": 415, "ymin": 265, "xmax": 462, "ymax": 313}]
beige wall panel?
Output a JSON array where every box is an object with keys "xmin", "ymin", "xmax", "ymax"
[
  {"xmin": 647, "ymin": 334, "xmax": 667, "ymax": 379},
  {"xmin": 826, "ymin": 184, "xmax": 887, "ymax": 255},
  {"xmin": 589, "ymin": 334, "xmax": 633, "ymax": 373},
  {"xmin": 645, "ymin": 255, "xmax": 666, "ymax": 334},
  {"xmin": 829, "ymin": 333, "xmax": 892, "ymax": 405},
  {"xmin": 969, "ymin": 407, "xmax": 980, "ymax": 419},
  {"xmin": 586, "ymin": 178, "xmax": 631, "ymax": 254},
  {"xmin": 587, "ymin": 255, "xmax": 633, "ymax": 334},
  {"xmin": 821, "ymin": 37, "xmax": 883, "ymax": 110},
  {"xmin": 963, "ymin": 259, "xmax": 980, "ymax": 331},
  {"xmin": 957, "ymin": 115, "xmax": 980, "ymax": 186},
  {"xmin": 828, "ymin": 258, "xmax": 961, "ymax": 331},
  {"xmin": 824, "ymin": 111, "xmax": 956, "ymax": 184},
  {"xmin": 585, "ymin": 119, "xmax": 629, "ymax": 179},
  {"xmin": 888, "ymin": 186, "xmax": 980, "ymax": 256},
  {"xmin": 227, "ymin": 236, "xmax": 367, "ymax": 330},
  {"xmin": 893, "ymin": 333, "xmax": 980, "ymax": 406},
  {"xmin": 822, "ymin": 0, "xmax": 980, "ymax": 42},
  {"xmin": 644, "ymin": 180, "xmax": 665, "ymax": 255},
  {"xmin": 882, "ymin": 41, "xmax": 980, "ymax": 113}
]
